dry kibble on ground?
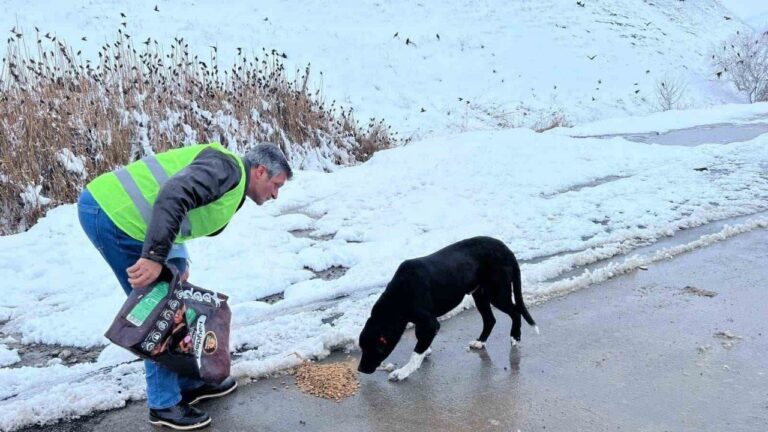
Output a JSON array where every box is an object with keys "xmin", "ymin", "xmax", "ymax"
[{"xmin": 294, "ymin": 361, "xmax": 360, "ymax": 401}]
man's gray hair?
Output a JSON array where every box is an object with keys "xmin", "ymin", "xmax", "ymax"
[{"xmin": 243, "ymin": 143, "xmax": 293, "ymax": 179}]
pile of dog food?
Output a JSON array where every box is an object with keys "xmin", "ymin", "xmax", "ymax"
[{"xmin": 294, "ymin": 360, "xmax": 360, "ymax": 402}]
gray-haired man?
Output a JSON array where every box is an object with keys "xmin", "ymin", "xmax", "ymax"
[{"xmin": 79, "ymin": 142, "xmax": 292, "ymax": 430}]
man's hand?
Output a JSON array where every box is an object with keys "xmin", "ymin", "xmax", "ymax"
[{"xmin": 127, "ymin": 258, "xmax": 163, "ymax": 288}]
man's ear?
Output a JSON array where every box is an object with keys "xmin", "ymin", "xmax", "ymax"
[{"xmin": 253, "ymin": 165, "xmax": 268, "ymax": 179}]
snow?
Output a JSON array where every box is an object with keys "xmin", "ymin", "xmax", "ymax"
[
  {"xmin": 0, "ymin": 0, "xmax": 754, "ymax": 139},
  {"xmin": 1, "ymin": 0, "xmax": 768, "ymax": 430},
  {"xmin": 19, "ymin": 185, "xmax": 52, "ymax": 209},
  {"xmin": 55, "ymin": 149, "xmax": 88, "ymax": 179},
  {"xmin": 0, "ymin": 344, "xmax": 19, "ymax": 368}
]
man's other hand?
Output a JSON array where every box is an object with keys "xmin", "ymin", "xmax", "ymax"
[{"xmin": 127, "ymin": 258, "xmax": 162, "ymax": 288}]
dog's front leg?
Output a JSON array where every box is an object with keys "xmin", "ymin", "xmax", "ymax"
[
  {"xmin": 389, "ymin": 349, "xmax": 432, "ymax": 381},
  {"xmin": 389, "ymin": 314, "xmax": 439, "ymax": 381}
]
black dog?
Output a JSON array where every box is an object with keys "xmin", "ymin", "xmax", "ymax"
[{"xmin": 358, "ymin": 236, "xmax": 537, "ymax": 380}]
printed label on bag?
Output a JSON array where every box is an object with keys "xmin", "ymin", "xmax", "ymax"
[
  {"xmin": 126, "ymin": 281, "xmax": 169, "ymax": 326},
  {"xmin": 185, "ymin": 307, "xmax": 198, "ymax": 327},
  {"xmin": 176, "ymin": 286, "xmax": 223, "ymax": 306},
  {"xmin": 203, "ymin": 332, "xmax": 217, "ymax": 355},
  {"xmin": 193, "ymin": 315, "xmax": 207, "ymax": 368}
]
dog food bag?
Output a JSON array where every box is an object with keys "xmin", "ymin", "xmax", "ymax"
[{"xmin": 105, "ymin": 267, "xmax": 231, "ymax": 383}]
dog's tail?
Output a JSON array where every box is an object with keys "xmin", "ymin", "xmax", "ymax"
[{"xmin": 511, "ymin": 258, "xmax": 536, "ymax": 328}]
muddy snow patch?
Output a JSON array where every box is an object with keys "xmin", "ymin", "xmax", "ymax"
[
  {"xmin": 289, "ymin": 229, "xmax": 334, "ymax": 241},
  {"xmin": 1, "ymin": 337, "xmax": 102, "ymax": 368},
  {"xmin": 255, "ymin": 265, "xmax": 348, "ymax": 306},
  {"xmin": 681, "ymin": 286, "xmax": 718, "ymax": 298},
  {"xmin": 311, "ymin": 266, "xmax": 348, "ymax": 281},
  {"xmin": 256, "ymin": 292, "xmax": 285, "ymax": 304},
  {"xmin": 714, "ymin": 330, "xmax": 743, "ymax": 349}
]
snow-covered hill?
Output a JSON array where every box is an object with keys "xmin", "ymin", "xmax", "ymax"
[
  {"xmin": 0, "ymin": 0, "xmax": 753, "ymax": 138},
  {"xmin": 721, "ymin": 0, "xmax": 768, "ymax": 31}
]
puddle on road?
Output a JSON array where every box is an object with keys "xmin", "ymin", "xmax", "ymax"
[{"xmin": 575, "ymin": 122, "xmax": 768, "ymax": 146}]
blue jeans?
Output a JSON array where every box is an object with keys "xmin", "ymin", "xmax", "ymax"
[{"xmin": 77, "ymin": 189, "xmax": 203, "ymax": 409}]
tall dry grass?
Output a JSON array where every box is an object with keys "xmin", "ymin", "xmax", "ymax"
[{"xmin": 0, "ymin": 27, "xmax": 397, "ymax": 234}]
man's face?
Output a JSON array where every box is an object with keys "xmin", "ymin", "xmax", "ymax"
[{"xmin": 247, "ymin": 165, "xmax": 287, "ymax": 205}]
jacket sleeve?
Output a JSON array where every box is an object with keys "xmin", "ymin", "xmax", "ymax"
[{"xmin": 141, "ymin": 148, "xmax": 243, "ymax": 263}]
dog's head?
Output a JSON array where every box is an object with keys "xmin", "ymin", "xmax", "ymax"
[{"xmin": 357, "ymin": 312, "xmax": 407, "ymax": 374}]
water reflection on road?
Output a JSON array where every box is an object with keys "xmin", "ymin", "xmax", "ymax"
[{"xmin": 575, "ymin": 122, "xmax": 768, "ymax": 146}]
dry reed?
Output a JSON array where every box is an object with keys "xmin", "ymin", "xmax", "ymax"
[{"xmin": 0, "ymin": 26, "xmax": 397, "ymax": 234}]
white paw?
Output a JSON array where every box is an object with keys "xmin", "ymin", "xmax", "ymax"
[
  {"xmin": 388, "ymin": 351, "xmax": 424, "ymax": 381},
  {"xmin": 388, "ymin": 368, "xmax": 409, "ymax": 381},
  {"xmin": 424, "ymin": 347, "xmax": 432, "ymax": 356},
  {"xmin": 469, "ymin": 340, "xmax": 486, "ymax": 350},
  {"xmin": 510, "ymin": 337, "xmax": 518, "ymax": 346}
]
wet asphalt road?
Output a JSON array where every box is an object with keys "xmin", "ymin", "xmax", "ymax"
[
  {"xmin": 575, "ymin": 122, "xmax": 768, "ymax": 146},
  {"xmin": 26, "ymin": 228, "xmax": 768, "ymax": 432}
]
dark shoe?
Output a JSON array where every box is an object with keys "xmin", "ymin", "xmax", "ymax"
[
  {"xmin": 149, "ymin": 402, "xmax": 211, "ymax": 430},
  {"xmin": 181, "ymin": 376, "xmax": 238, "ymax": 405}
]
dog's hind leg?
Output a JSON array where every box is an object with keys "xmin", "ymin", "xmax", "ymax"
[
  {"xmin": 469, "ymin": 290, "xmax": 495, "ymax": 350},
  {"xmin": 496, "ymin": 258, "xmax": 538, "ymax": 344},
  {"xmin": 490, "ymin": 288, "xmax": 523, "ymax": 345}
]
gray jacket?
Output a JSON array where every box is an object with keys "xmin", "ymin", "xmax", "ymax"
[{"xmin": 141, "ymin": 147, "xmax": 249, "ymax": 263}]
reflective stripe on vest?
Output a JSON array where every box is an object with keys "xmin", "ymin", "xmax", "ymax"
[{"xmin": 115, "ymin": 156, "xmax": 192, "ymax": 237}]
